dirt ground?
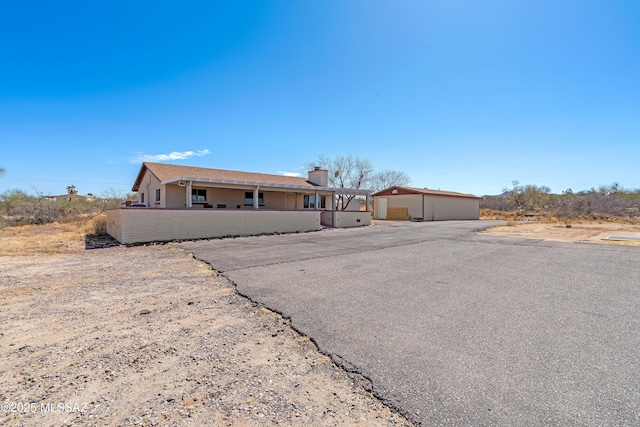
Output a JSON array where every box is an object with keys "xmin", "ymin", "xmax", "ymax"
[
  {"xmin": 0, "ymin": 234, "xmax": 413, "ymax": 426},
  {"xmin": 3, "ymin": 220, "xmax": 638, "ymax": 426},
  {"xmin": 480, "ymin": 221, "xmax": 640, "ymax": 246}
]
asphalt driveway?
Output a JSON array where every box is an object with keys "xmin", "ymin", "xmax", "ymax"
[{"xmin": 179, "ymin": 220, "xmax": 640, "ymax": 426}]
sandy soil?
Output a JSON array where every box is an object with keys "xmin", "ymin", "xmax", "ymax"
[
  {"xmin": 0, "ymin": 244, "xmax": 412, "ymax": 426},
  {"xmin": 5, "ymin": 219, "xmax": 636, "ymax": 426},
  {"xmin": 480, "ymin": 221, "xmax": 640, "ymax": 246}
]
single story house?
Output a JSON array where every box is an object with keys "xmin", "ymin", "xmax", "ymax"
[
  {"xmin": 372, "ymin": 186, "xmax": 481, "ymax": 221},
  {"xmin": 107, "ymin": 162, "xmax": 371, "ymax": 244},
  {"xmin": 44, "ymin": 193, "xmax": 97, "ymax": 202}
]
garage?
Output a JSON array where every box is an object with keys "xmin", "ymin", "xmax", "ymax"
[{"xmin": 372, "ymin": 186, "xmax": 481, "ymax": 221}]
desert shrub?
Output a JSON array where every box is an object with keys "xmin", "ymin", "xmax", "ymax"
[
  {"xmin": 505, "ymin": 181, "xmax": 553, "ymax": 212},
  {"xmin": 486, "ymin": 182, "xmax": 640, "ymax": 222},
  {"xmin": 480, "ymin": 209, "xmax": 520, "ymax": 221},
  {"xmin": 0, "ymin": 188, "xmax": 132, "ymax": 226},
  {"xmin": 545, "ymin": 213, "xmax": 559, "ymax": 223},
  {"xmin": 552, "ymin": 188, "xmax": 634, "ymax": 219},
  {"xmin": 0, "ymin": 190, "xmax": 61, "ymax": 225},
  {"xmin": 84, "ymin": 215, "xmax": 107, "ymax": 235},
  {"xmin": 480, "ymin": 196, "xmax": 516, "ymax": 211}
]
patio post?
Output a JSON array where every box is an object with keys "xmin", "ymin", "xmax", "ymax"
[
  {"xmin": 253, "ymin": 186, "xmax": 259, "ymax": 210},
  {"xmin": 332, "ymin": 191, "xmax": 336, "ymax": 227},
  {"xmin": 186, "ymin": 181, "xmax": 192, "ymax": 208}
]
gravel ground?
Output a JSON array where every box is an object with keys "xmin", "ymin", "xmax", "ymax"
[
  {"xmin": 482, "ymin": 222, "xmax": 640, "ymax": 245},
  {"xmin": 0, "ymin": 245, "xmax": 412, "ymax": 427}
]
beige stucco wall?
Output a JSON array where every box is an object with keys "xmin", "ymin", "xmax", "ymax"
[
  {"xmin": 424, "ymin": 195, "xmax": 479, "ymax": 220},
  {"xmin": 374, "ymin": 194, "xmax": 479, "ymax": 221},
  {"xmin": 375, "ymin": 194, "xmax": 423, "ymax": 219},
  {"xmin": 106, "ymin": 209, "xmax": 322, "ymax": 244},
  {"xmin": 320, "ymin": 211, "xmax": 371, "ymax": 228},
  {"xmin": 106, "ymin": 208, "xmax": 123, "ymax": 242},
  {"xmin": 344, "ymin": 198, "xmax": 364, "ymax": 211},
  {"xmin": 137, "ymin": 171, "xmax": 163, "ymax": 208},
  {"xmin": 320, "ymin": 211, "xmax": 333, "ymax": 227},
  {"xmin": 333, "ymin": 211, "xmax": 371, "ymax": 228},
  {"xmin": 165, "ymin": 184, "xmax": 185, "ymax": 208}
]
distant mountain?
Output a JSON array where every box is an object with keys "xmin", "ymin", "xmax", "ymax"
[{"xmin": 482, "ymin": 191, "xmax": 511, "ymax": 199}]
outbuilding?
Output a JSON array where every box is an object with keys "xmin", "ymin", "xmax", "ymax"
[{"xmin": 372, "ymin": 186, "xmax": 481, "ymax": 221}]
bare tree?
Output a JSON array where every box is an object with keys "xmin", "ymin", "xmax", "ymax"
[
  {"xmin": 304, "ymin": 154, "xmax": 411, "ymax": 210},
  {"xmin": 304, "ymin": 154, "xmax": 375, "ymax": 210},
  {"xmin": 371, "ymin": 169, "xmax": 412, "ymax": 193},
  {"xmin": 101, "ymin": 187, "xmax": 135, "ymax": 209},
  {"xmin": 0, "ymin": 167, "xmax": 5, "ymax": 177}
]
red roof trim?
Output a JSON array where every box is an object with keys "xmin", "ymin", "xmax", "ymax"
[{"xmin": 372, "ymin": 186, "xmax": 481, "ymax": 199}]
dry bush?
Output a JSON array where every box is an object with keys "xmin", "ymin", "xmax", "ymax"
[
  {"xmin": 0, "ymin": 222, "xmax": 86, "ymax": 256},
  {"xmin": 545, "ymin": 213, "xmax": 559, "ymax": 223},
  {"xmin": 0, "ymin": 188, "xmax": 132, "ymax": 227},
  {"xmin": 485, "ymin": 182, "xmax": 640, "ymax": 224},
  {"xmin": 484, "ymin": 207, "xmax": 640, "ymax": 225},
  {"xmin": 85, "ymin": 214, "xmax": 107, "ymax": 235},
  {"xmin": 480, "ymin": 196, "xmax": 516, "ymax": 212},
  {"xmin": 552, "ymin": 186, "xmax": 640, "ymax": 220},
  {"xmin": 0, "ymin": 216, "xmax": 112, "ymax": 256},
  {"xmin": 480, "ymin": 209, "xmax": 520, "ymax": 221}
]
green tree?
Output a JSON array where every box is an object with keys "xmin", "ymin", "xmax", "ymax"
[{"xmin": 66, "ymin": 185, "xmax": 77, "ymax": 194}]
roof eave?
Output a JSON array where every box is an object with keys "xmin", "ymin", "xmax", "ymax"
[
  {"xmin": 131, "ymin": 163, "xmax": 149, "ymax": 192},
  {"xmin": 161, "ymin": 176, "xmax": 370, "ymax": 195},
  {"xmin": 372, "ymin": 186, "xmax": 481, "ymax": 199}
]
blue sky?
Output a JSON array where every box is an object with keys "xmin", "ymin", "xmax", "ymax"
[{"xmin": 1, "ymin": 1, "xmax": 638, "ymax": 197}]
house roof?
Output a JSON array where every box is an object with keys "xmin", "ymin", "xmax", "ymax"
[
  {"xmin": 44, "ymin": 193, "xmax": 91, "ymax": 200},
  {"xmin": 372, "ymin": 186, "xmax": 481, "ymax": 199},
  {"xmin": 133, "ymin": 162, "xmax": 315, "ymax": 192},
  {"xmin": 132, "ymin": 162, "xmax": 370, "ymax": 195}
]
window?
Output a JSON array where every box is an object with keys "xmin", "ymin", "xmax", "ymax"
[
  {"xmin": 244, "ymin": 191, "xmax": 264, "ymax": 205},
  {"xmin": 191, "ymin": 189, "xmax": 206, "ymax": 202},
  {"xmin": 304, "ymin": 195, "xmax": 314, "ymax": 209},
  {"xmin": 304, "ymin": 195, "xmax": 326, "ymax": 209},
  {"xmin": 155, "ymin": 189, "xmax": 161, "ymax": 202},
  {"xmin": 140, "ymin": 193, "xmax": 145, "ymax": 203}
]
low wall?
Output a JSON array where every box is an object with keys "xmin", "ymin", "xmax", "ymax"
[
  {"xmin": 333, "ymin": 211, "xmax": 371, "ymax": 228},
  {"xmin": 106, "ymin": 208, "xmax": 321, "ymax": 244},
  {"xmin": 320, "ymin": 211, "xmax": 333, "ymax": 227}
]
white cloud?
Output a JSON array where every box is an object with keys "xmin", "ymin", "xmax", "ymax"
[
  {"xmin": 281, "ymin": 171, "xmax": 302, "ymax": 177},
  {"xmin": 130, "ymin": 149, "xmax": 211, "ymax": 164}
]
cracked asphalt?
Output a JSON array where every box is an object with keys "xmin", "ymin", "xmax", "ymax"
[{"xmin": 179, "ymin": 220, "xmax": 640, "ymax": 426}]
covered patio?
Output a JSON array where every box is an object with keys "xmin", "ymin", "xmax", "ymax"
[{"xmin": 107, "ymin": 162, "xmax": 371, "ymax": 244}]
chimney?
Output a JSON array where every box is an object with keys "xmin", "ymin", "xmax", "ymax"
[{"xmin": 307, "ymin": 167, "xmax": 328, "ymax": 187}]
